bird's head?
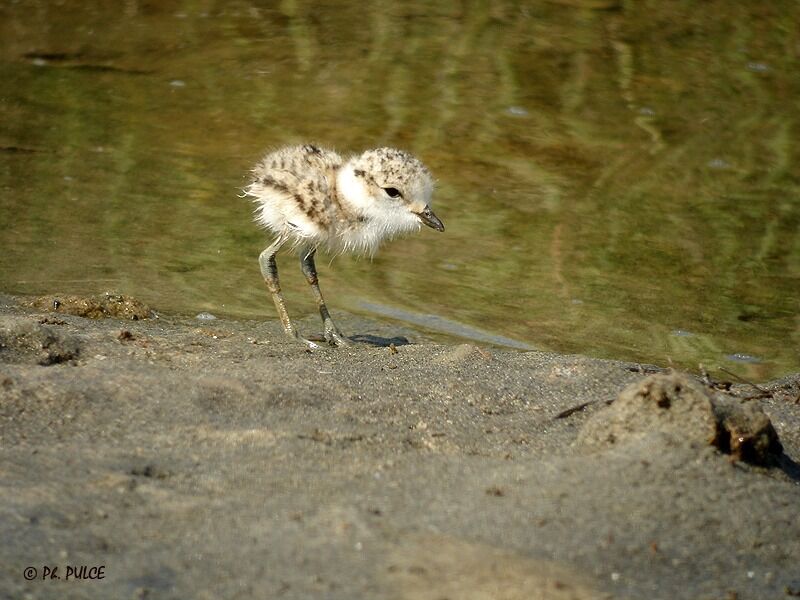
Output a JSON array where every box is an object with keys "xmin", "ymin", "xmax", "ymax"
[{"xmin": 339, "ymin": 148, "xmax": 444, "ymax": 233}]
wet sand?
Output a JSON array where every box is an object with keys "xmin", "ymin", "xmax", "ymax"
[{"xmin": 1, "ymin": 294, "xmax": 799, "ymax": 600}]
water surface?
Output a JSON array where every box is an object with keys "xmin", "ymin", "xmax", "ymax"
[{"xmin": 1, "ymin": 1, "xmax": 798, "ymax": 379}]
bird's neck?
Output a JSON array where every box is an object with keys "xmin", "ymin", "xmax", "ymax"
[{"xmin": 335, "ymin": 162, "xmax": 372, "ymax": 216}]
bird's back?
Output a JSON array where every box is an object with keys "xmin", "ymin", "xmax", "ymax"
[{"xmin": 248, "ymin": 145, "xmax": 348, "ymax": 244}]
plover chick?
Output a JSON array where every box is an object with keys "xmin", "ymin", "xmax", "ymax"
[{"xmin": 245, "ymin": 144, "xmax": 444, "ymax": 349}]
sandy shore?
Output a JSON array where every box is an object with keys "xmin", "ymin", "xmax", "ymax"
[{"xmin": 1, "ymin": 294, "xmax": 799, "ymax": 600}]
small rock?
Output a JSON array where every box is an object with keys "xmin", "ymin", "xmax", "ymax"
[{"xmin": 713, "ymin": 398, "xmax": 782, "ymax": 464}]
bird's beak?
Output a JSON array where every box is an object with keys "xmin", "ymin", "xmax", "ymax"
[{"xmin": 416, "ymin": 206, "xmax": 445, "ymax": 232}]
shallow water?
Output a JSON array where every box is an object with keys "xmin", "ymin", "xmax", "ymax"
[{"xmin": 1, "ymin": 1, "xmax": 798, "ymax": 380}]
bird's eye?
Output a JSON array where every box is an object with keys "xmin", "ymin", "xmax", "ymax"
[{"xmin": 383, "ymin": 187, "xmax": 402, "ymax": 199}]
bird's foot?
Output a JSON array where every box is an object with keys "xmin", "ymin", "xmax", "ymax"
[
  {"xmin": 287, "ymin": 329, "xmax": 321, "ymax": 350},
  {"xmin": 300, "ymin": 337, "xmax": 322, "ymax": 350},
  {"xmin": 324, "ymin": 326, "xmax": 350, "ymax": 347}
]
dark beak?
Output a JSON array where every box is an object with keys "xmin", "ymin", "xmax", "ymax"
[{"xmin": 416, "ymin": 206, "xmax": 445, "ymax": 232}]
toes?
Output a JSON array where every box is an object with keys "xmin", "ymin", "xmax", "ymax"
[
  {"xmin": 325, "ymin": 330, "xmax": 350, "ymax": 347},
  {"xmin": 303, "ymin": 338, "xmax": 322, "ymax": 350},
  {"xmin": 288, "ymin": 330, "xmax": 321, "ymax": 350}
]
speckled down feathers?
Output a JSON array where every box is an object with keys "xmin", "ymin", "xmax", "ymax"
[
  {"xmin": 244, "ymin": 144, "xmax": 435, "ymax": 256},
  {"xmin": 248, "ymin": 145, "xmax": 347, "ymax": 231}
]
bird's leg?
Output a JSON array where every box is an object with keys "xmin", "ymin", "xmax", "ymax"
[
  {"xmin": 299, "ymin": 249, "xmax": 350, "ymax": 347},
  {"xmin": 259, "ymin": 239, "xmax": 320, "ymax": 349}
]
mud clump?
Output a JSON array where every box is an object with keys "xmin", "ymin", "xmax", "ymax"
[
  {"xmin": 27, "ymin": 293, "xmax": 153, "ymax": 320},
  {"xmin": 577, "ymin": 372, "xmax": 783, "ymax": 465},
  {"xmin": 712, "ymin": 399, "xmax": 783, "ymax": 464},
  {"xmin": 0, "ymin": 317, "xmax": 81, "ymax": 365}
]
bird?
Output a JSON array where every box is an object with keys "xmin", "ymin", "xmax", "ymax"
[{"xmin": 244, "ymin": 144, "xmax": 444, "ymax": 349}]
